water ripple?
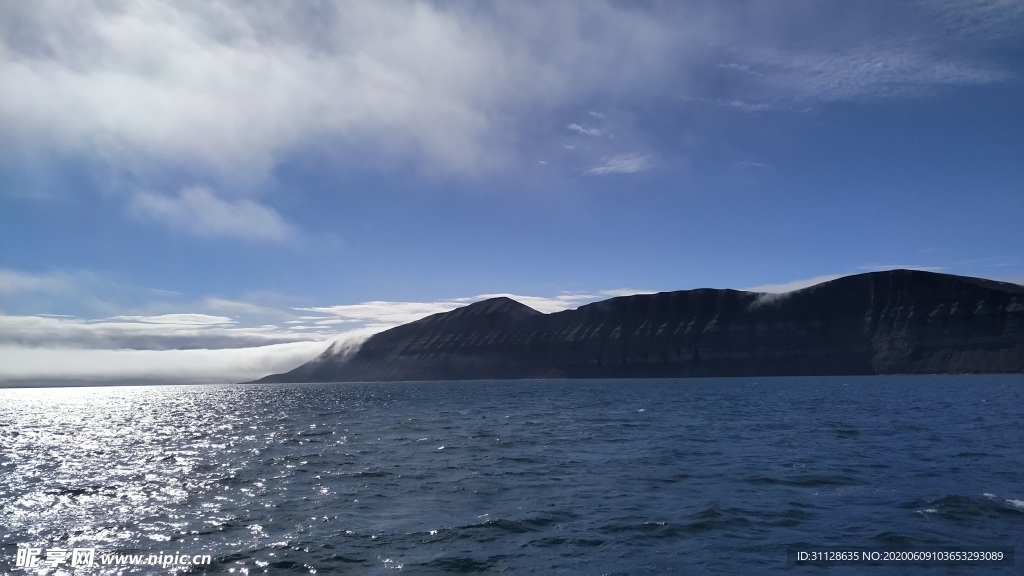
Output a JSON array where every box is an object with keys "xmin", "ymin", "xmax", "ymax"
[{"xmin": 1, "ymin": 376, "xmax": 1021, "ymax": 574}]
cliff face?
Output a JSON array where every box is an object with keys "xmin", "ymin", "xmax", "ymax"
[{"xmin": 256, "ymin": 270, "xmax": 1024, "ymax": 383}]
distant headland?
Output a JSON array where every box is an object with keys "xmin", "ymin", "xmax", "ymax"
[{"xmin": 251, "ymin": 270, "xmax": 1024, "ymax": 383}]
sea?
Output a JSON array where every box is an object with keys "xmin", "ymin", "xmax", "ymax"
[{"xmin": 1, "ymin": 376, "xmax": 1021, "ymax": 575}]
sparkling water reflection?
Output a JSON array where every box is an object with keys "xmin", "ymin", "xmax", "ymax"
[{"xmin": 1, "ymin": 377, "xmax": 1021, "ymax": 574}]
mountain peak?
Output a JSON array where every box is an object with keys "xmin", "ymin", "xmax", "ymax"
[
  {"xmin": 398, "ymin": 296, "xmax": 541, "ymax": 331},
  {"xmin": 460, "ymin": 296, "xmax": 541, "ymax": 315},
  {"xmin": 819, "ymin": 268, "xmax": 1024, "ymax": 295}
]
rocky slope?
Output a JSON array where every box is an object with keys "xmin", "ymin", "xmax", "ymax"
[{"xmin": 254, "ymin": 270, "xmax": 1024, "ymax": 382}]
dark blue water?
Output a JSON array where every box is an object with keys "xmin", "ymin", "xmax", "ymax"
[{"xmin": 1, "ymin": 376, "xmax": 1021, "ymax": 574}]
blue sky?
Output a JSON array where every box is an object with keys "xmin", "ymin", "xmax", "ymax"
[{"xmin": 2, "ymin": 0, "xmax": 1023, "ymax": 383}]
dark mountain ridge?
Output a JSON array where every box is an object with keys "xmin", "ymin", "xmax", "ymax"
[{"xmin": 254, "ymin": 270, "xmax": 1024, "ymax": 383}]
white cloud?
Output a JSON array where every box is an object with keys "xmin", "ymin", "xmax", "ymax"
[
  {"xmin": 585, "ymin": 153, "xmax": 651, "ymax": 175},
  {"xmin": 109, "ymin": 313, "xmax": 234, "ymax": 326},
  {"xmin": 129, "ymin": 186, "xmax": 293, "ymax": 241},
  {"xmin": 0, "ymin": 340, "xmax": 330, "ymax": 385},
  {"xmin": 1, "ymin": 0, "xmax": 1016, "ymax": 207},
  {"xmin": 0, "ymin": 1, "xmax": 694, "ymax": 183},
  {"xmin": 0, "ymin": 297, "xmax": 368, "ymax": 383},
  {"xmin": 203, "ymin": 297, "xmax": 292, "ymax": 318},
  {"xmin": 296, "ymin": 292, "xmax": 609, "ymax": 329},
  {"xmin": 716, "ymin": 62, "xmax": 757, "ymax": 74},
  {"xmin": 0, "ymin": 313, "xmax": 323, "ymax": 351},
  {"xmin": 719, "ymin": 99, "xmax": 774, "ymax": 112},
  {"xmin": 0, "ymin": 268, "xmax": 665, "ymax": 383},
  {"xmin": 0, "ymin": 285, "xmax": 673, "ymax": 383},
  {"xmin": 742, "ymin": 273, "xmax": 847, "ymax": 308},
  {"xmin": 742, "ymin": 274, "xmax": 845, "ymax": 294},
  {"xmin": 296, "ymin": 300, "xmax": 466, "ymax": 329},
  {"xmin": 567, "ymin": 123, "xmax": 603, "ymax": 137}
]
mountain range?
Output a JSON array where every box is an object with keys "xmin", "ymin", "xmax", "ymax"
[{"xmin": 253, "ymin": 270, "xmax": 1024, "ymax": 383}]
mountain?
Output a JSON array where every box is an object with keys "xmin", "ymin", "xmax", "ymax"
[{"xmin": 253, "ymin": 270, "xmax": 1024, "ymax": 383}]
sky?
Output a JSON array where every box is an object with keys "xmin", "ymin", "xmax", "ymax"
[{"xmin": 2, "ymin": 0, "xmax": 1023, "ymax": 384}]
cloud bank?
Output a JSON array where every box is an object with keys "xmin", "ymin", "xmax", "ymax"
[
  {"xmin": 0, "ymin": 275, "xmax": 654, "ymax": 384},
  {"xmin": 0, "ymin": 313, "xmax": 316, "ymax": 351},
  {"xmin": 0, "ymin": 341, "xmax": 329, "ymax": 385}
]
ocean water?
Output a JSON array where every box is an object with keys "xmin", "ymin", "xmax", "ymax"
[{"xmin": 1, "ymin": 376, "xmax": 1021, "ymax": 575}]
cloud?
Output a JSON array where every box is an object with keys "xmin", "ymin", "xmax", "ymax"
[
  {"xmin": 0, "ymin": 1, "xmax": 695, "ymax": 184},
  {"xmin": 1, "ymin": 0, "xmax": 1017, "ymax": 209},
  {"xmin": 0, "ymin": 313, "xmax": 321, "ymax": 351},
  {"xmin": 129, "ymin": 186, "xmax": 293, "ymax": 241},
  {"xmin": 712, "ymin": 99, "xmax": 775, "ymax": 112},
  {"xmin": 697, "ymin": 3, "xmax": 1019, "ymax": 112},
  {"xmin": 741, "ymin": 274, "xmax": 845, "ymax": 294},
  {"xmin": 203, "ymin": 297, "xmax": 293, "ymax": 318},
  {"xmin": 742, "ymin": 273, "xmax": 848, "ymax": 308},
  {"xmin": 716, "ymin": 62, "xmax": 757, "ymax": 74},
  {"xmin": 109, "ymin": 313, "xmax": 234, "ymax": 326},
  {"xmin": 0, "ymin": 340, "xmax": 330, "ymax": 385},
  {"xmin": 0, "ymin": 288, "xmax": 624, "ymax": 383},
  {"xmin": 585, "ymin": 153, "xmax": 651, "ymax": 175},
  {"xmin": 0, "ymin": 265, "xmax": 662, "ymax": 384},
  {"xmin": 0, "ymin": 277, "xmax": 378, "ymax": 382},
  {"xmin": 567, "ymin": 123, "xmax": 603, "ymax": 137},
  {"xmin": 923, "ymin": 0, "xmax": 1024, "ymax": 41},
  {"xmin": 293, "ymin": 292, "xmax": 598, "ymax": 328},
  {"xmin": 748, "ymin": 46, "xmax": 1009, "ymax": 104},
  {"xmin": 296, "ymin": 300, "xmax": 466, "ymax": 330}
]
